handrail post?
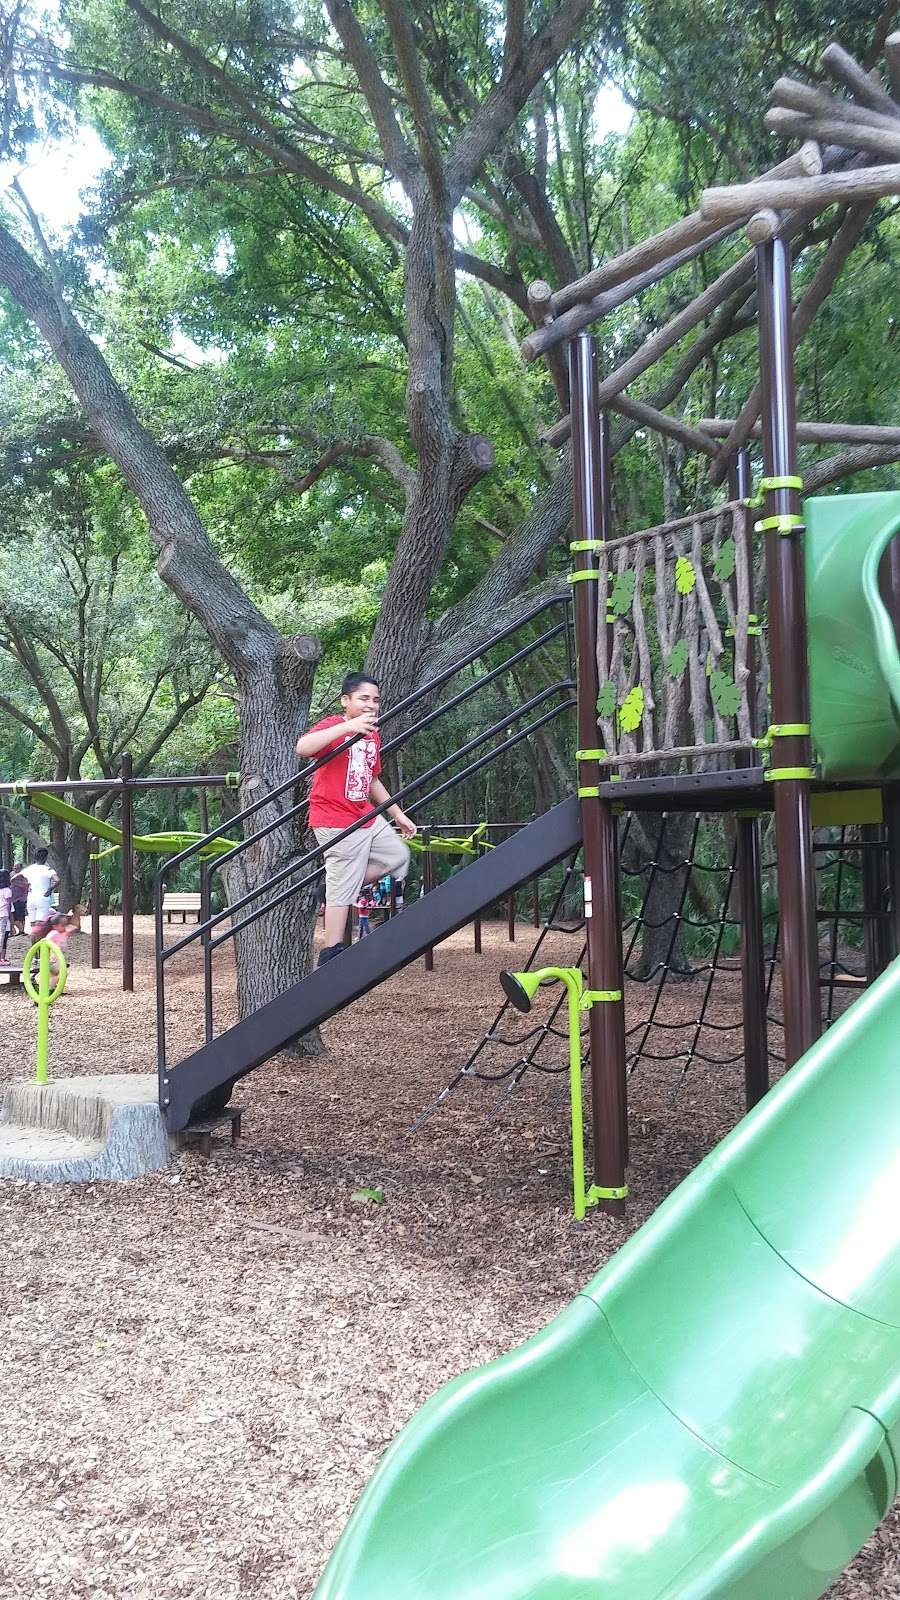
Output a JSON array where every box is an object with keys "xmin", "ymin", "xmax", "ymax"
[
  {"xmin": 570, "ymin": 332, "xmax": 628, "ymax": 1215},
  {"xmin": 757, "ymin": 237, "xmax": 820, "ymax": 1065},
  {"xmin": 200, "ymin": 859, "xmax": 214, "ymax": 1043},
  {"xmin": 121, "ymin": 752, "xmax": 134, "ymax": 993}
]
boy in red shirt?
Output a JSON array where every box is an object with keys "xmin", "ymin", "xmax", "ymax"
[{"xmin": 297, "ymin": 673, "xmax": 416, "ymax": 965}]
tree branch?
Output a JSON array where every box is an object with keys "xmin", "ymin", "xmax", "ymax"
[
  {"xmin": 446, "ymin": 0, "xmax": 594, "ymax": 201},
  {"xmin": 323, "ymin": 0, "xmax": 419, "ymax": 191},
  {"xmin": 380, "ymin": 0, "xmax": 448, "ymax": 208}
]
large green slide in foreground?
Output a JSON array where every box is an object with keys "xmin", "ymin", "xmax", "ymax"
[{"xmin": 315, "ymin": 955, "xmax": 900, "ymax": 1599}]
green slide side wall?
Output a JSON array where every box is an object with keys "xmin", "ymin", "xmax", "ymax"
[
  {"xmin": 314, "ymin": 957, "xmax": 900, "ymax": 1600},
  {"xmin": 805, "ymin": 491, "xmax": 900, "ymax": 780}
]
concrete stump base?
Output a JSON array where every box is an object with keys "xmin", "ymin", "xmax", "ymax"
[{"xmin": 0, "ymin": 1075, "xmax": 170, "ymax": 1182}]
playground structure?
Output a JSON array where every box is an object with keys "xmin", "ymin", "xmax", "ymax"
[
  {"xmin": 0, "ymin": 768, "xmax": 241, "ymax": 988},
  {"xmin": 0, "ymin": 25, "xmax": 897, "ymax": 1599},
  {"xmin": 307, "ymin": 30, "xmax": 900, "ymax": 1600}
]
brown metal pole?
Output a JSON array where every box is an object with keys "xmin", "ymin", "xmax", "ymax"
[
  {"xmin": 756, "ymin": 238, "xmax": 820, "ymax": 1066},
  {"xmin": 878, "ymin": 537, "xmax": 900, "ymax": 962},
  {"xmin": 473, "ymin": 836, "xmax": 483, "ymax": 954},
  {"xmin": 570, "ymin": 332, "xmax": 628, "ymax": 1216},
  {"xmin": 120, "ymin": 751, "xmax": 135, "ymax": 993},
  {"xmin": 90, "ymin": 854, "xmax": 101, "ymax": 970},
  {"xmin": 861, "ymin": 824, "xmax": 889, "ymax": 981},
  {"xmin": 532, "ymin": 875, "xmax": 540, "ymax": 927},
  {"xmin": 729, "ymin": 449, "xmax": 769, "ymax": 1107},
  {"xmin": 422, "ymin": 827, "xmax": 434, "ymax": 971}
]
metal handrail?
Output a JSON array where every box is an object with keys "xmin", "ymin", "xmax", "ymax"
[
  {"xmin": 156, "ymin": 594, "xmax": 575, "ymax": 1073},
  {"xmin": 161, "ymin": 677, "xmax": 573, "ymax": 962},
  {"xmin": 186, "ymin": 610, "xmax": 571, "ymax": 892},
  {"xmin": 206, "ymin": 694, "xmax": 575, "ymax": 954},
  {"xmin": 156, "ymin": 594, "xmax": 572, "ymax": 880}
]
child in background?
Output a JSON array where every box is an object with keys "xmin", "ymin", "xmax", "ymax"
[
  {"xmin": 0, "ymin": 870, "xmax": 12, "ymax": 964},
  {"xmin": 9, "ymin": 863, "xmax": 28, "ymax": 935},
  {"xmin": 356, "ymin": 888, "xmax": 374, "ymax": 940},
  {"xmin": 44, "ymin": 908, "xmax": 81, "ymax": 953}
]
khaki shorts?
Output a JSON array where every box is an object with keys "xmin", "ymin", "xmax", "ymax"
[{"xmin": 314, "ymin": 815, "xmax": 411, "ymax": 907}]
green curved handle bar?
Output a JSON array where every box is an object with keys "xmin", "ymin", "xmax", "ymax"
[{"xmin": 861, "ymin": 510, "xmax": 900, "ymax": 725}]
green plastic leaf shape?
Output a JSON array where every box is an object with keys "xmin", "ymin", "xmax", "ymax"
[
  {"xmin": 712, "ymin": 538, "xmax": 736, "ymax": 582},
  {"xmin": 675, "ymin": 555, "xmax": 696, "ymax": 595},
  {"xmin": 610, "ymin": 568, "xmax": 636, "ymax": 616},
  {"xmin": 618, "ymin": 686, "xmax": 644, "ymax": 733},
  {"xmin": 667, "ymin": 639, "xmax": 689, "ymax": 680},
  {"xmin": 596, "ymin": 679, "xmax": 617, "ymax": 719},
  {"xmin": 710, "ymin": 672, "xmax": 742, "ymax": 718}
]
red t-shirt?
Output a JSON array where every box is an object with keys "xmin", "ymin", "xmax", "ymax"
[{"xmin": 307, "ymin": 715, "xmax": 381, "ymax": 829}]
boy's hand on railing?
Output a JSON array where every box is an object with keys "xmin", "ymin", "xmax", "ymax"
[
  {"xmin": 394, "ymin": 811, "xmax": 418, "ymax": 838},
  {"xmin": 345, "ymin": 713, "xmax": 379, "ymax": 735}
]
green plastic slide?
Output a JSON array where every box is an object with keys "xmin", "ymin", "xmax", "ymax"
[
  {"xmin": 26, "ymin": 791, "xmax": 235, "ymax": 858},
  {"xmin": 314, "ymin": 956, "xmax": 900, "ymax": 1599},
  {"xmin": 806, "ymin": 491, "xmax": 900, "ymax": 780}
]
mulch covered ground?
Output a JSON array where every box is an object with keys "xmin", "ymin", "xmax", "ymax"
[{"xmin": 0, "ymin": 915, "xmax": 895, "ymax": 1599}]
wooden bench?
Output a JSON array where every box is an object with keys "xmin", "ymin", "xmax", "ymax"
[
  {"xmin": 162, "ymin": 892, "xmax": 203, "ymax": 924},
  {"xmin": 176, "ymin": 1107, "xmax": 243, "ymax": 1159}
]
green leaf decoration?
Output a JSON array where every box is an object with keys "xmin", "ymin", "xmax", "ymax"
[
  {"xmin": 596, "ymin": 679, "xmax": 617, "ymax": 719},
  {"xmin": 675, "ymin": 555, "xmax": 696, "ymax": 595},
  {"xmin": 712, "ymin": 538, "xmax": 736, "ymax": 582},
  {"xmin": 351, "ymin": 1186, "xmax": 385, "ymax": 1205},
  {"xmin": 667, "ymin": 639, "xmax": 689, "ymax": 680},
  {"xmin": 710, "ymin": 671, "xmax": 742, "ymax": 718},
  {"xmin": 618, "ymin": 685, "xmax": 644, "ymax": 733},
  {"xmin": 610, "ymin": 568, "xmax": 636, "ymax": 616}
]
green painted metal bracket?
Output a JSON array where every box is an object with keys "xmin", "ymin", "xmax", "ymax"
[
  {"xmin": 744, "ymin": 474, "xmax": 804, "ymax": 508},
  {"xmin": 754, "ymin": 513, "xmax": 805, "ymax": 536}
]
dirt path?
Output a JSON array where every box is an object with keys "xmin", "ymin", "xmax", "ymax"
[{"xmin": 0, "ymin": 917, "xmax": 894, "ymax": 1598}]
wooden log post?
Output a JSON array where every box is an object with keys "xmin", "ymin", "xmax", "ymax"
[
  {"xmin": 701, "ymin": 166, "xmax": 900, "ymax": 223},
  {"xmin": 887, "ymin": 34, "xmax": 900, "ymax": 104},
  {"xmin": 569, "ymin": 332, "xmax": 628, "ymax": 1216},
  {"xmin": 701, "ymin": 420, "xmax": 900, "ymax": 446},
  {"xmin": 820, "ymin": 41, "xmax": 899, "ymax": 119},
  {"xmin": 763, "ymin": 105, "xmax": 900, "ymax": 160},
  {"xmin": 709, "ymin": 203, "xmax": 874, "ymax": 483},
  {"xmin": 757, "ymin": 237, "xmax": 820, "ymax": 1066}
]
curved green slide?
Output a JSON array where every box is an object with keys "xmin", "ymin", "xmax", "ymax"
[
  {"xmin": 314, "ymin": 956, "xmax": 900, "ymax": 1599},
  {"xmin": 27, "ymin": 791, "xmax": 236, "ymax": 858}
]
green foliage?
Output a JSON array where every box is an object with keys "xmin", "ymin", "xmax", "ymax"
[
  {"xmin": 675, "ymin": 556, "xmax": 696, "ymax": 595},
  {"xmin": 712, "ymin": 539, "xmax": 736, "ymax": 582},
  {"xmin": 597, "ymin": 679, "xmax": 618, "ymax": 718},
  {"xmin": 618, "ymin": 685, "xmax": 644, "ymax": 733},
  {"xmin": 710, "ymin": 671, "xmax": 742, "ymax": 719},
  {"xmin": 666, "ymin": 638, "xmax": 689, "ymax": 680},
  {"xmin": 610, "ymin": 568, "xmax": 636, "ymax": 616}
]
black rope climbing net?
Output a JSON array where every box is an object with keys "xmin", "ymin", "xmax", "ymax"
[{"xmin": 415, "ymin": 812, "xmax": 888, "ymax": 1129}]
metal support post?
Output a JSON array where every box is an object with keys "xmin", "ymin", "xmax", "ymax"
[
  {"xmin": 120, "ymin": 751, "xmax": 135, "ymax": 993},
  {"xmin": 90, "ymin": 853, "xmax": 101, "ymax": 970},
  {"xmin": 730, "ymin": 448, "xmax": 769, "ymax": 1107},
  {"xmin": 756, "ymin": 239, "xmax": 820, "ymax": 1065},
  {"xmin": 569, "ymin": 332, "xmax": 628, "ymax": 1214}
]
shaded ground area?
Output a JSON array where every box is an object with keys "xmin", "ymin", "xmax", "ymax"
[{"xmin": 0, "ymin": 915, "xmax": 895, "ymax": 1598}]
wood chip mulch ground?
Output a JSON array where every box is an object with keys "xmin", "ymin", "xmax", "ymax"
[{"xmin": 0, "ymin": 916, "xmax": 895, "ymax": 1598}]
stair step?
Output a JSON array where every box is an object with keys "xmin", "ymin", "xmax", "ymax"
[{"xmin": 0, "ymin": 1075, "xmax": 170, "ymax": 1183}]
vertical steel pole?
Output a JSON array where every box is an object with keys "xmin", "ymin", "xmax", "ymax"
[
  {"xmin": 878, "ymin": 538, "xmax": 900, "ymax": 960},
  {"xmin": 570, "ymin": 333, "xmax": 628, "ymax": 1215},
  {"xmin": 729, "ymin": 448, "xmax": 769, "ymax": 1107},
  {"xmin": 756, "ymin": 239, "xmax": 820, "ymax": 1065},
  {"xmin": 90, "ymin": 853, "xmax": 101, "ymax": 970},
  {"xmin": 120, "ymin": 752, "xmax": 135, "ymax": 993},
  {"xmin": 200, "ymin": 859, "xmax": 214, "ymax": 1043},
  {"xmin": 422, "ymin": 826, "xmax": 434, "ymax": 971}
]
